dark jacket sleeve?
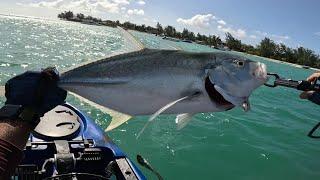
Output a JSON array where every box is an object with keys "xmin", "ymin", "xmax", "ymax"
[{"xmin": 0, "ymin": 138, "xmax": 23, "ymax": 178}]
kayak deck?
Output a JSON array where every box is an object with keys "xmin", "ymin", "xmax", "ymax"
[{"xmin": 12, "ymin": 104, "xmax": 146, "ymax": 180}]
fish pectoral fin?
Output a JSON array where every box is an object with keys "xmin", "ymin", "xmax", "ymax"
[
  {"xmin": 68, "ymin": 92, "xmax": 132, "ymax": 132},
  {"xmin": 136, "ymin": 92, "xmax": 201, "ymax": 139},
  {"xmin": 175, "ymin": 113, "xmax": 195, "ymax": 130}
]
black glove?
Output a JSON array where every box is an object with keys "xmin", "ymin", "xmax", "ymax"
[
  {"xmin": 309, "ymin": 92, "xmax": 320, "ymax": 105},
  {"xmin": 5, "ymin": 67, "xmax": 67, "ymax": 120}
]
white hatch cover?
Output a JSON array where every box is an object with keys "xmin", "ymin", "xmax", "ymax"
[{"xmin": 34, "ymin": 105, "xmax": 81, "ymax": 139}]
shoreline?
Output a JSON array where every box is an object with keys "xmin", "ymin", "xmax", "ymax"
[
  {"xmin": 125, "ymin": 29, "xmax": 320, "ymax": 72},
  {"xmin": 2, "ymin": 14, "xmax": 318, "ymax": 71},
  {"xmin": 232, "ymin": 50, "xmax": 319, "ymax": 71},
  {"xmin": 55, "ymin": 14, "xmax": 320, "ymax": 71},
  {"xmin": 251, "ymin": 54, "xmax": 320, "ymax": 71}
]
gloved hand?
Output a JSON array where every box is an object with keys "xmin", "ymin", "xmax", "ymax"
[
  {"xmin": 5, "ymin": 67, "xmax": 67, "ymax": 120},
  {"xmin": 300, "ymin": 72, "xmax": 320, "ymax": 105}
]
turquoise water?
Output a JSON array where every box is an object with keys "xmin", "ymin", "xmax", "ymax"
[{"xmin": 1, "ymin": 15, "xmax": 319, "ymax": 180}]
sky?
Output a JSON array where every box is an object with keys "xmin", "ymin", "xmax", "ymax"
[{"xmin": 1, "ymin": 0, "xmax": 320, "ymax": 53}]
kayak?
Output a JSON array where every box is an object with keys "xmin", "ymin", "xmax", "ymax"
[{"xmin": 12, "ymin": 103, "xmax": 146, "ymax": 180}]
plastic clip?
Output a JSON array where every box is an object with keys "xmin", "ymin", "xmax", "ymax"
[{"xmin": 307, "ymin": 122, "xmax": 320, "ymax": 139}]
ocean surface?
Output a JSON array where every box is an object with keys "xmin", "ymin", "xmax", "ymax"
[{"xmin": 0, "ymin": 15, "xmax": 319, "ymax": 180}]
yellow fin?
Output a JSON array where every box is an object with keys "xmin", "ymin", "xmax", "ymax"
[{"xmin": 68, "ymin": 92, "xmax": 132, "ymax": 132}]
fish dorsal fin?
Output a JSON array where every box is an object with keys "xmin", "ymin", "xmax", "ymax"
[
  {"xmin": 0, "ymin": 86, "xmax": 4, "ymax": 97},
  {"xmin": 175, "ymin": 113, "xmax": 194, "ymax": 130},
  {"xmin": 118, "ymin": 26, "xmax": 182, "ymax": 51},
  {"xmin": 117, "ymin": 26, "xmax": 145, "ymax": 51}
]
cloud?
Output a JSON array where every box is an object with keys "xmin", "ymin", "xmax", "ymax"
[
  {"xmin": 254, "ymin": 30, "xmax": 268, "ymax": 36},
  {"xmin": 254, "ymin": 30, "xmax": 290, "ymax": 42},
  {"xmin": 28, "ymin": 0, "xmax": 65, "ymax": 8},
  {"xmin": 315, "ymin": 32, "xmax": 320, "ymax": 37},
  {"xmin": 142, "ymin": 17, "xmax": 157, "ymax": 23},
  {"xmin": 127, "ymin": 9, "xmax": 144, "ymax": 15},
  {"xmin": 177, "ymin": 14, "xmax": 216, "ymax": 28},
  {"xmin": 177, "ymin": 14, "xmax": 247, "ymax": 39},
  {"xmin": 271, "ymin": 34, "xmax": 290, "ymax": 40},
  {"xmin": 217, "ymin": 25, "xmax": 247, "ymax": 38},
  {"xmin": 112, "ymin": 0, "xmax": 130, "ymax": 5},
  {"xmin": 177, "ymin": 13, "xmax": 249, "ymax": 40},
  {"xmin": 249, "ymin": 35, "xmax": 257, "ymax": 39},
  {"xmin": 255, "ymin": 30, "xmax": 290, "ymax": 39},
  {"xmin": 217, "ymin": 20, "xmax": 226, "ymax": 25},
  {"xmin": 23, "ymin": 0, "xmax": 131, "ymax": 14},
  {"xmin": 137, "ymin": 0, "xmax": 146, "ymax": 5}
]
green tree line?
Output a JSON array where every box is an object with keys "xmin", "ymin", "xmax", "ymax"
[{"xmin": 58, "ymin": 11, "xmax": 320, "ymax": 68}]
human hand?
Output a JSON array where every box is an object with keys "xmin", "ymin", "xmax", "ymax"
[
  {"xmin": 5, "ymin": 67, "xmax": 67, "ymax": 118},
  {"xmin": 300, "ymin": 72, "xmax": 320, "ymax": 105}
]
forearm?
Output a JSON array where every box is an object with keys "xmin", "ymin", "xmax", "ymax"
[
  {"xmin": 0, "ymin": 120, "xmax": 32, "ymax": 150},
  {"xmin": 0, "ymin": 120, "xmax": 32, "ymax": 178},
  {"xmin": 0, "ymin": 67, "xmax": 66, "ymax": 178}
]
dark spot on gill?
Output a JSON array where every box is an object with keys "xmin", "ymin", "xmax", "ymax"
[
  {"xmin": 205, "ymin": 76, "xmax": 234, "ymax": 108},
  {"xmin": 192, "ymin": 91, "xmax": 201, "ymax": 97}
]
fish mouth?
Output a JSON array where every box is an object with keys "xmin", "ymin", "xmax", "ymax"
[{"xmin": 205, "ymin": 77, "xmax": 235, "ymax": 110}]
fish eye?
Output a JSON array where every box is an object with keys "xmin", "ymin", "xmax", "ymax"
[{"xmin": 233, "ymin": 60, "xmax": 244, "ymax": 67}]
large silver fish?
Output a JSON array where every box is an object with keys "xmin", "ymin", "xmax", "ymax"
[
  {"xmin": 59, "ymin": 48, "xmax": 267, "ymax": 130},
  {"xmin": 0, "ymin": 28, "xmax": 267, "ymax": 133},
  {"xmin": 57, "ymin": 27, "xmax": 268, "ymax": 132}
]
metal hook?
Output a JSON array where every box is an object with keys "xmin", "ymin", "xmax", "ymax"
[{"xmin": 264, "ymin": 73, "xmax": 280, "ymax": 87}]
